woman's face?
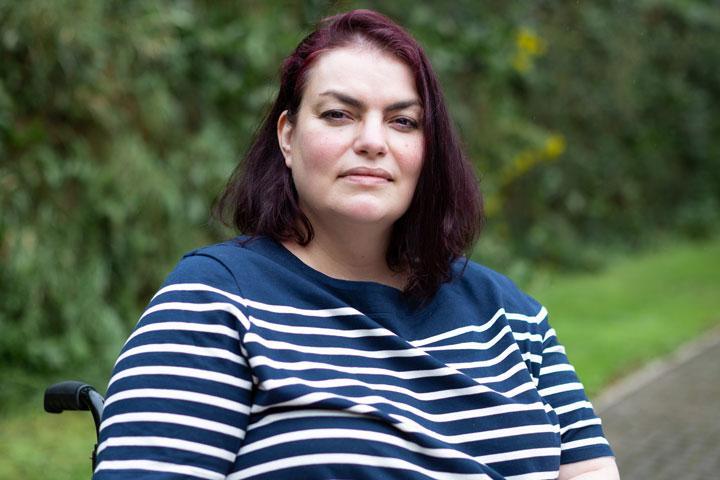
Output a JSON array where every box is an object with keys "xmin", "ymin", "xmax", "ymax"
[{"xmin": 278, "ymin": 45, "xmax": 424, "ymax": 232}]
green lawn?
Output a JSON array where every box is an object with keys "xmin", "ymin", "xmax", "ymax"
[
  {"xmin": 525, "ymin": 235, "xmax": 720, "ymax": 397},
  {"xmin": 2, "ymin": 235, "xmax": 719, "ymax": 479},
  {"xmin": 0, "ymin": 407, "xmax": 96, "ymax": 479}
]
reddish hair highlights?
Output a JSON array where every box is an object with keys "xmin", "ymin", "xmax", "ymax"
[{"xmin": 214, "ymin": 9, "xmax": 483, "ymax": 301}]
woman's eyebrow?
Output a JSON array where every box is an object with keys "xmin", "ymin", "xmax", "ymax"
[{"xmin": 319, "ymin": 90, "xmax": 421, "ymax": 112}]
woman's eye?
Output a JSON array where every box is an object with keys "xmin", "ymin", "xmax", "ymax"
[
  {"xmin": 393, "ymin": 117, "xmax": 419, "ymax": 129},
  {"xmin": 321, "ymin": 110, "xmax": 349, "ymax": 121}
]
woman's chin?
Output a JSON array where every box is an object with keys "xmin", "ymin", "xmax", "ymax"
[{"xmin": 329, "ymin": 203, "xmax": 401, "ymax": 227}]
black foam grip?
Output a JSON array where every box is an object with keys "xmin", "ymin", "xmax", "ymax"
[{"xmin": 44, "ymin": 381, "xmax": 91, "ymax": 413}]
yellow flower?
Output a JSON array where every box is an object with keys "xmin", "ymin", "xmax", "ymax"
[
  {"xmin": 512, "ymin": 28, "xmax": 546, "ymax": 73},
  {"xmin": 501, "ymin": 133, "xmax": 565, "ymax": 186},
  {"xmin": 543, "ymin": 134, "xmax": 566, "ymax": 159},
  {"xmin": 516, "ymin": 27, "xmax": 546, "ymax": 56}
]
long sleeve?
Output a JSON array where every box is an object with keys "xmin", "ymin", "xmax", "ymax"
[{"xmin": 93, "ymin": 252, "xmax": 253, "ymax": 479}]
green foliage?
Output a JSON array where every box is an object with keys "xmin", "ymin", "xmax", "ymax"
[
  {"xmin": 512, "ymin": 1, "xmax": 720, "ymax": 261},
  {"xmin": 0, "ymin": 0, "xmax": 315, "ymax": 389},
  {"xmin": 1, "ymin": 0, "xmax": 719, "ymax": 396}
]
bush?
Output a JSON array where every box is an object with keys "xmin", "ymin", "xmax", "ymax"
[{"xmin": 1, "ymin": 0, "xmax": 718, "ymax": 398}]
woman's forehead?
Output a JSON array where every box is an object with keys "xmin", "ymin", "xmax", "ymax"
[{"xmin": 302, "ymin": 46, "xmax": 420, "ymax": 106}]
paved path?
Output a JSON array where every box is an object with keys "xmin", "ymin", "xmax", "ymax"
[{"xmin": 596, "ymin": 329, "xmax": 720, "ymax": 479}]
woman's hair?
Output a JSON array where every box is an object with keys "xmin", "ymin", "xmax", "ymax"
[{"xmin": 214, "ymin": 9, "xmax": 483, "ymax": 301}]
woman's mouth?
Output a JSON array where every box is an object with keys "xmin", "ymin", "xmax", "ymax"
[{"xmin": 339, "ymin": 167, "xmax": 393, "ymax": 184}]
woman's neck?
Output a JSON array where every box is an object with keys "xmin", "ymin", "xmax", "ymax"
[{"xmin": 281, "ymin": 220, "xmax": 406, "ymax": 290}]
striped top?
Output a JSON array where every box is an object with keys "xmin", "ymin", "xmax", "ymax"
[{"xmin": 94, "ymin": 236, "xmax": 613, "ymax": 480}]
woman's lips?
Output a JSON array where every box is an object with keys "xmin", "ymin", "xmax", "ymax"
[
  {"xmin": 341, "ymin": 174, "xmax": 391, "ymax": 185},
  {"xmin": 339, "ymin": 167, "xmax": 393, "ymax": 184}
]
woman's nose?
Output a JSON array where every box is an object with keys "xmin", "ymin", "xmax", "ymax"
[{"xmin": 353, "ymin": 115, "xmax": 387, "ymax": 159}]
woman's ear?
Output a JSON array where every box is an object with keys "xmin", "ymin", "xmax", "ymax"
[{"xmin": 277, "ymin": 110, "xmax": 293, "ymax": 168}]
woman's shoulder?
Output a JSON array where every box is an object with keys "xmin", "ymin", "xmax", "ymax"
[
  {"xmin": 450, "ymin": 257, "xmax": 542, "ymax": 317},
  {"xmin": 454, "ymin": 258, "xmax": 517, "ymax": 290},
  {"xmin": 162, "ymin": 235, "xmax": 265, "ymax": 291},
  {"xmin": 183, "ymin": 235, "xmax": 256, "ymax": 263}
]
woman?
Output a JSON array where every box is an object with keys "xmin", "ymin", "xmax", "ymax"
[{"xmin": 94, "ymin": 9, "xmax": 619, "ymax": 480}]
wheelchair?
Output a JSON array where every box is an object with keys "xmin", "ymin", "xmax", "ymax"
[{"xmin": 44, "ymin": 381, "xmax": 105, "ymax": 473}]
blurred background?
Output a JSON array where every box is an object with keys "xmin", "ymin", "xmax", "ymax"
[{"xmin": 1, "ymin": 0, "xmax": 719, "ymax": 478}]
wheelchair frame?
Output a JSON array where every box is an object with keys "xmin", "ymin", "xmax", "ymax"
[{"xmin": 44, "ymin": 381, "xmax": 105, "ymax": 473}]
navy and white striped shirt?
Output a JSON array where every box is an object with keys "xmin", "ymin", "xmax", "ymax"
[{"xmin": 94, "ymin": 236, "xmax": 613, "ymax": 479}]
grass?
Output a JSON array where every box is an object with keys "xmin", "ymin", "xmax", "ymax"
[
  {"xmin": 1, "ymin": 234, "xmax": 719, "ymax": 479},
  {"xmin": 524, "ymin": 235, "xmax": 720, "ymax": 397},
  {"xmin": 0, "ymin": 407, "xmax": 96, "ymax": 479}
]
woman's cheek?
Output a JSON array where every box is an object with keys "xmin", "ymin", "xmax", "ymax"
[
  {"xmin": 303, "ymin": 132, "xmax": 347, "ymax": 171},
  {"xmin": 397, "ymin": 140, "xmax": 424, "ymax": 176}
]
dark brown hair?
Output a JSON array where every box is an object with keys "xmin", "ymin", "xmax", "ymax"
[{"xmin": 214, "ymin": 9, "xmax": 483, "ymax": 300}]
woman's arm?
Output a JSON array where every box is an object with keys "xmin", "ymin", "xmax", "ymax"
[
  {"xmin": 559, "ymin": 456, "xmax": 620, "ymax": 479},
  {"xmin": 94, "ymin": 253, "xmax": 253, "ymax": 479}
]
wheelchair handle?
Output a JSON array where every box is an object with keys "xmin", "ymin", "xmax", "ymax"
[{"xmin": 44, "ymin": 380, "xmax": 105, "ymax": 437}]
